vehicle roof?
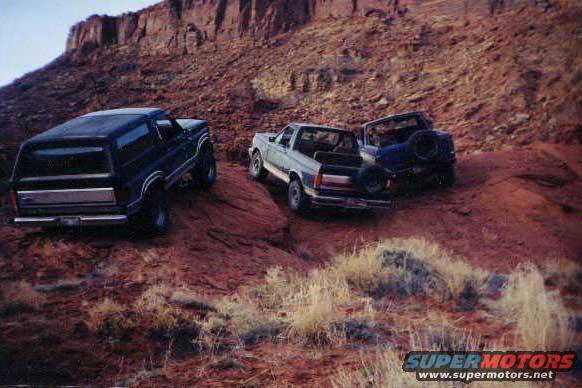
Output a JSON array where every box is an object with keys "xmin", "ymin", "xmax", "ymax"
[
  {"xmin": 24, "ymin": 108, "xmax": 164, "ymax": 145},
  {"xmin": 289, "ymin": 123, "xmax": 353, "ymax": 134}
]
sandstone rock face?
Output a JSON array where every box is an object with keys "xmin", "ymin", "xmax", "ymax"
[{"xmin": 66, "ymin": 0, "xmax": 406, "ymax": 54}]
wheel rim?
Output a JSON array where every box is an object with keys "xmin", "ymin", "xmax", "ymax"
[
  {"xmin": 207, "ymin": 165, "xmax": 216, "ymax": 180},
  {"xmin": 155, "ymin": 202, "xmax": 166, "ymax": 228},
  {"xmin": 252, "ymin": 155, "xmax": 261, "ymax": 174},
  {"xmin": 289, "ymin": 184, "xmax": 300, "ymax": 208},
  {"xmin": 205, "ymin": 157, "xmax": 216, "ymax": 180}
]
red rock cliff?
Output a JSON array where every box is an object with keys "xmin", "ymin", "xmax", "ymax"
[{"xmin": 65, "ymin": 0, "xmax": 412, "ymax": 54}]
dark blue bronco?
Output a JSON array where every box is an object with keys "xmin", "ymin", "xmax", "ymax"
[{"xmin": 359, "ymin": 111, "xmax": 456, "ymax": 187}]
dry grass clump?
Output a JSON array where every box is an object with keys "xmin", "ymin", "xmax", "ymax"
[
  {"xmin": 198, "ymin": 296, "xmax": 282, "ymax": 351},
  {"xmin": 134, "ymin": 285, "xmax": 178, "ymax": 332},
  {"xmin": 86, "ymin": 298, "xmax": 133, "ymax": 335},
  {"xmin": 287, "ymin": 281, "xmax": 347, "ymax": 345},
  {"xmin": 252, "ymin": 266, "xmax": 299, "ymax": 310},
  {"xmin": 494, "ymin": 263, "xmax": 574, "ymax": 350},
  {"xmin": 284, "ymin": 268, "xmax": 356, "ymax": 345},
  {"xmin": 409, "ymin": 318, "xmax": 483, "ymax": 352},
  {"xmin": 0, "ymin": 281, "xmax": 44, "ymax": 316},
  {"xmin": 170, "ymin": 289, "xmax": 214, "ymax": 312},
  {"xmin": 332, "ymin": 249, "xmax": 384, "ymax": 291}
]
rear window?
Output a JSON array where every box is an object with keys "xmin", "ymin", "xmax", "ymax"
[
  {"xmin": 297, "ymin": 128, "xmax": 359, "ymax": 157},
  {"xmin": 17, "ymin": 146, "xmax": 111, "ymax": 179}
]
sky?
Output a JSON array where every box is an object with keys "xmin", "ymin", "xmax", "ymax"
[{"xmin": 0, "ymin": 0, "xmax": 161, "ymax": 87}]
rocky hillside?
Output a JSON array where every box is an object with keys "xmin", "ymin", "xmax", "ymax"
[{"xmin": 0, "ymin": 0, "xmax": 580, "ymax": 176}]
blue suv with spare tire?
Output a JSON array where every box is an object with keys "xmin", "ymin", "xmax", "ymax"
[
  {"xmin": 8, "ymin": 108, "xmax": 216, "ymax": 235},
  {"xmin": 360, "ymin": 111, "xmax": 456, "ymax": 188}
]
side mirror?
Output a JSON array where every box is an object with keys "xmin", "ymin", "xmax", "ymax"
[{"xmin": 268, "ymin": 136, "xmax": 276, "ymax": 143}]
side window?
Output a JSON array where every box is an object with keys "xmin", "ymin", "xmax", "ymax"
[
  {"xmin": 116, "ymin": 123, "xmax": 154, "ymax": 165},
  {"xmin": 154, "ymin": 114, "xmax": 183, "ymax": 141},
  {"xmin": 275, "ymin": 127, "xmax": 295, "ymax": 147}
]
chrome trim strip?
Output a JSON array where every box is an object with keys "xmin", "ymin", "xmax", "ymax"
[
  {"xmin": 127, "ymin": 170, "xmax": 164, "ymax": 211},
  {"xmin": 19, "ymin": 188, "xmax": 114, "ymax": 194},
  {"xmin": 14, "ymin": 217, "xmax": 57, "ymax": 223},
  {"xmin": 17, "ymin": 188, "xmax": 116, "ymax": 207},
  {"xmin": 79, "ymin": 215, "xmax": 127, "ymax": 222},
  {"xmin": 13, "ymin": 215, "xmax": 128, "ymax": 225},
  {"xmin": 311, "ymin": 195, "xmax": 391, "ymax": 209}
]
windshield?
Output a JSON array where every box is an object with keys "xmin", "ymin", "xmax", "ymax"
[{"xmin": 17, "ymin": 146, "xmax": 111, "ymax": 179}]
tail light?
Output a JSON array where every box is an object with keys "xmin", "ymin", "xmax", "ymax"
[
  {"xmin": 115, "ymin": 186, "xmax": 130, "ymax": 205},
  {"xmin": 8, "ymin": 190, "xmax": 18, "ymax": 211},
  {"xmin": 314, "ymin": 173, "xmax": 323, "ymax": 189},
  {"xmin": 316, "ymin": 174, "xmax": 354, "ymax": 190}
]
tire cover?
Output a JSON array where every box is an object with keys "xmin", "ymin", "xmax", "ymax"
[{"xmin": 407, "ymin": 130, "xmax": 440, "ymax": 162}]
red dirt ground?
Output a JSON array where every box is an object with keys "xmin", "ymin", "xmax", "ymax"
[{"xmin": 0, "ymin": 143, "xmax": 580, "ymax": 385}]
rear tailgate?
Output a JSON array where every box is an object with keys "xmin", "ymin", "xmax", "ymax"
[
  {"xmin": 11, "ymin": 141, "xmax": 122, "ymax": 216},
  {"xmin": 317, "ymin": 164, "xmax": 360, "ymax": 194}
]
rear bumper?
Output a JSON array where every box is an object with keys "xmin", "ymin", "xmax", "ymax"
[
  {"xmin": 310, "ymin": 195, "xmax": 391, "ymax": 210},
  {"xmin": 11, "ymin": 214, "xmax": 128, "ymax": 227}
]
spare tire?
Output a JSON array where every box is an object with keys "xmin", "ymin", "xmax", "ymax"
[
  {"xmin": 407, "ymin": 130, "xmax": 440, "ymax": 162},
  {"xmin": 357, "ymin": 165, "xmax": 388, "ymax": 195}
]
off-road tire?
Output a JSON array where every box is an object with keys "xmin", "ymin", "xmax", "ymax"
[
  {"xmin": 249, "ymin": 151, "xmax": 269, "ymax": 181},
  {"xmin": 135, "ymin": 189, "xmax": 169, "ymax": 236},
  {"xmin": 357, "ymin": 165, "xmax": 388, "ymax": 195},
  {"xmin": 196, "ymin": 147, "xmax": 217, "ymax": 189},
  {"xmin": 288, "ymin": 179, "xmax": 310, "ymax": 214},
  {"xmin": 438, "ymin": 165, "xmax": 456, "ymax": 187}
]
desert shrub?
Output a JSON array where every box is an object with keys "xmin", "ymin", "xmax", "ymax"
[
  {"xmin": 198, "ymin": 296, "xmax": 282, "ymax": 351},
  {"xmin": 328, "ymin": 238, "xmax": 488, "ymax": 306},
  {"xmin": 332, "ymin": 248, "xmax": 384, "ymax": 291},
  {"xmin": 170, "ymin": 289, "xmax": 214, "ymax": 312},
  {"xmin": 134, "ymin": 285, "xmax": 178, "ymax": 332},
  {"xmin": 495, "ymin": 263, "xmax": 574, "ymax": 350},
  {"xmin": 207, "ymin": 356, "xmax": 246, "ymax": 371},
  {"xmin": 86, "ymin": 298, "xmax": 133, "ymax": 335},
  {"xmin": 375, "ymin": 239, "xmax": 488, "ymax": 301}
]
